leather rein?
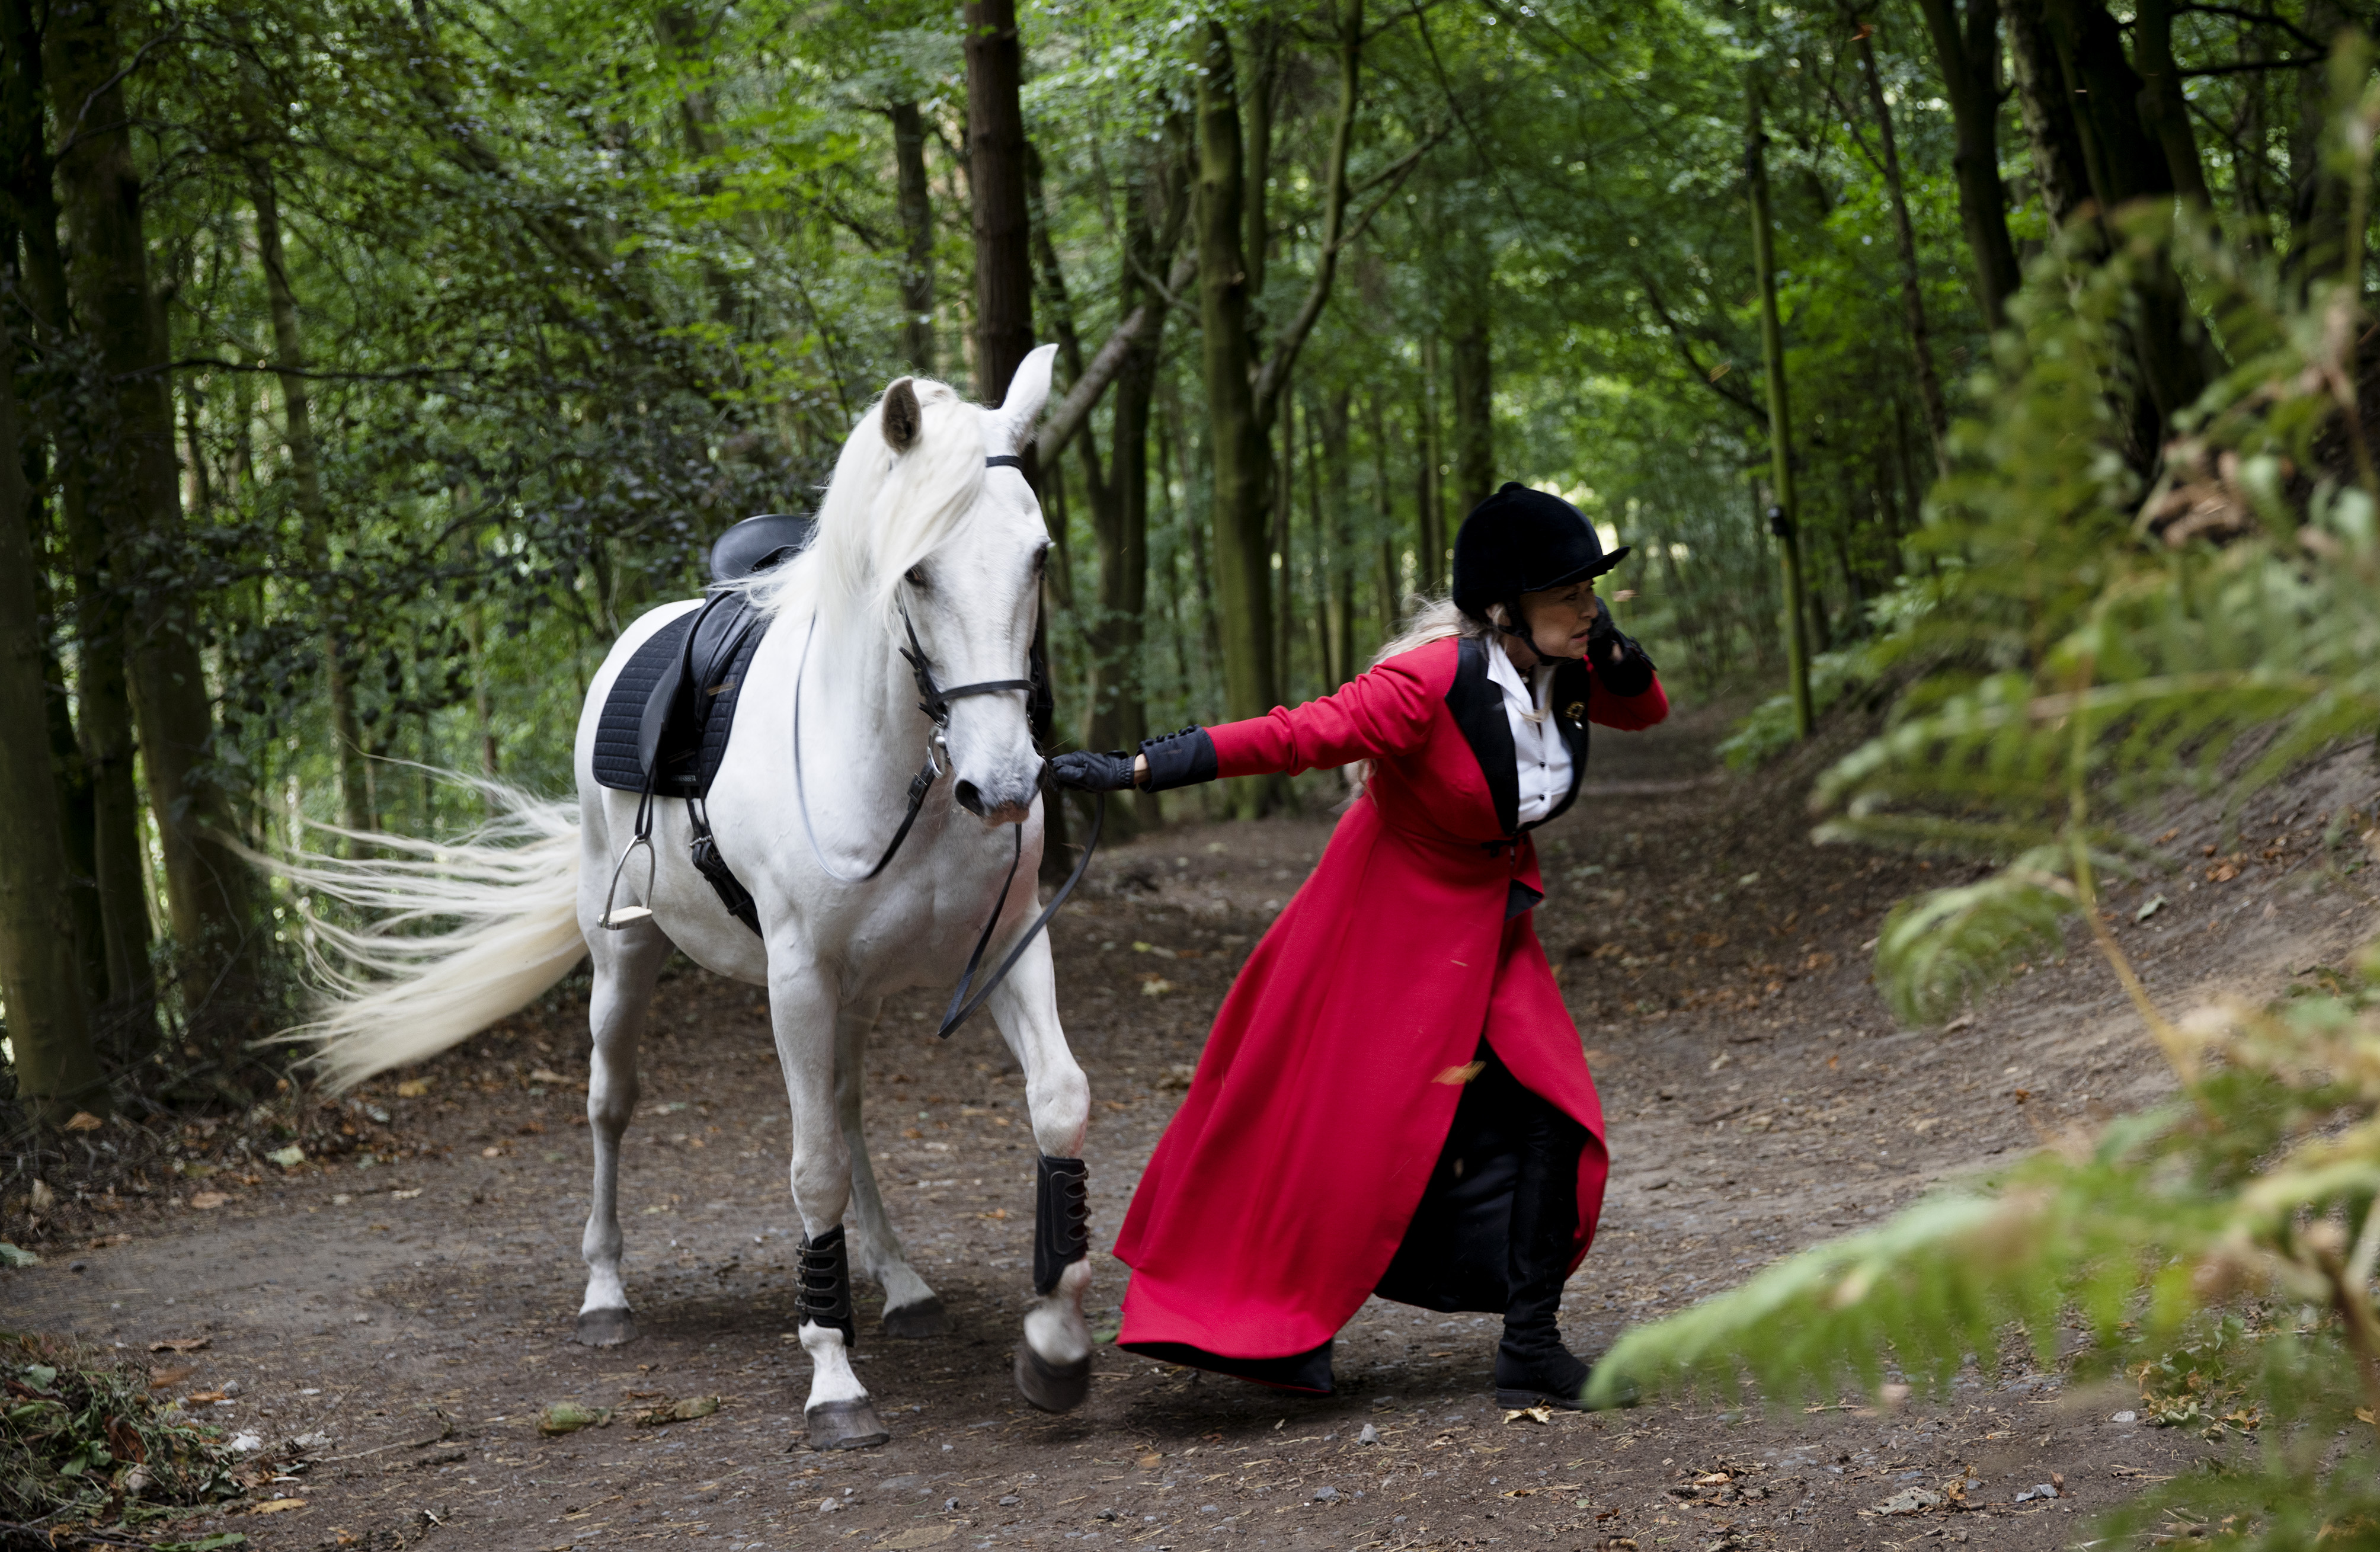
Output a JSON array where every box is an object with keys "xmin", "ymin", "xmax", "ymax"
[{"xmin": 789, "ymin": 450, "xmax": 1103, "ymax": 1039}]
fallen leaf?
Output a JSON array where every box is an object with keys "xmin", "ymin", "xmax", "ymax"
[
  {"xmin": 1434, "ymin": 1062, "xmax": 1486, "ymax": 1086},
  {"xmin": 149, "ymin": 1337, "xmax": 212, "ymax": 1353},
  {"xmin": 1874, "ymin": 1487, "xmax": 1944, "ymax": 1515},
  {"xmin": 149, "ymin": 1365, "xmax": 196, "ymax": 1390},
  {"xmin": 190, "ymin": 1192, "xmax": 229, "ymax": 1210},
  {"xmin": 247, "ymin": 1499, "xmax": 308, "ymax": 1514},
  {"xmin": 633, "ymin": 1395, "xmax": 721, "ymax": 1426},
  {"xmin": 538, "ymin": 1402, "xmax": 615, "ymax": 1435},
  {"xmin": 1502, "ymin": 1405, "xmax": 1554, "ymax": 1425},
  {"xmin": 1139, "ymin": 975, "xmax": 1175, "ymax": 997},
  {"xmin": 2135, "ymin": 894, "xmax": 2167, "ymax": 922},
  {"xmin": 65, "ymin": 1111, "xmax": 104, "ymax": 1131},
  {"xmin": 530, "ymin": 1068, "xmax": 568, "ymax": 1085},
  {"xmin": 395, "ymin": 1080, "xmax": 430, "ymax": 1097},
  {"xmin": 186, "ymin": 1390, "xmax": 228, "ymax": 1404},
  {"xmin": 0, "ymin": 1243, "xmax": 39, "ymax": 1268},
  {"xmin": 392, "ymin": 1189, "xmax": 423, "ymax": 1200},
  {"xmin": 1137, "ymin": 1452, "xmax": 1163, "ymax": 1468},
  {"xmin": 266, "ymin": 1145, "xmax": 306, "ymax": 1168},
  {"xmin": 979, "ymin": 1208, "xmax": 1009, "ymax": 1220}
]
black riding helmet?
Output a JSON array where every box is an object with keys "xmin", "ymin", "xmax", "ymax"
[{"xmin": 1450, "ymin": 483, "xmax": 1632, "ymax": 634}]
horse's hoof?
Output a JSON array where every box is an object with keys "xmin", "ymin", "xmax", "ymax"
[
  {"xmin": 804, "ymin": 1398, "xmax": 891, "ymax": 1451},
  {"xmin": 574, "ymin": 1307, "xmax": 638, "ymax": 1347},
  {"xmin": 882, "ymin": 1295, "xmax": 951, "ymax": 1339},
  {"xmin": 1014, "ymin": 1344, "xmax": 1092, "ymax": 1414}
]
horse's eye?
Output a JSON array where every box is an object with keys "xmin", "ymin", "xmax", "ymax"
[{"xmin": 906, "ymin": 565, "xmax": 928, "ymax": 587}]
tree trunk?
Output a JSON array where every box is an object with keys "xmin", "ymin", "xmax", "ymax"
[
  {"xmin": 1319, "ymin": 389, "xmax": 1355, "ymax": 686},
  {"xmin": 2286, "ymin": 2, "xmax": 2351, "ymax": 302},
  {"xmin": 965, "ymin": 0, "xmax": 1034, "ymax": 404},
  {"xmin": 1195, "ymin": 21, "xmax": 1278, "ymax": 748},
  {"xmin": 1418, "ymin": 336, "xmax": 1445, "ymax": 591},
  {"xmin": 2003, "ymin": 0, "xmax": 2097, "ymax": 228},
  {"xmin": 0, "ymin": 320, "xmax": 105, "ymax": 1122},
  {"xmin": 891, "ymin": 101, "xmax": 937, "ymax": 375},
  {"xmin": 1450, "ymin": 274, "xmax": 1493, "ymax": 520},
  {"xmin": 1369, "ymin": 394, "xmax": 1400, "ymax": 645},
  {"xmin": 1748, "ymin": 65, "xmax": 1814, "ymax": 740},
  {"xmin": 1, "ymin": 0, "xmax": 152, "ymax": 1040},
  {"xmin": 251, "ymin": 161, "xmax": 373, "ymax": 840},
  {"xmin": 1275, "ymin": 386, "xmax": 1297, "ymax": 705},
  {"xmin": 1913, "ymin": 0, "xmax": 2023, "ymax": 331},
  {"xmin": 1242, "ymin": 17, "xmax": 1279, "ymax": 308},
  {"xmin": 1080, "ymin": 167, "xmax": 1173, "ymax": 835},
  {"xmin": 33, "ymin": 549, "xmax": 107, "ymax": 1011},
  {"xmin": 47, "ymin": 0, "xmax": 264, "ymax": 1036},
  {"xmin": 1854, "ymin": 14, "xmax": 1949, "ymax": 459},
  {"xmin": 2130, "ymin": 0, "xmax": 2215, "ymax": 211}
]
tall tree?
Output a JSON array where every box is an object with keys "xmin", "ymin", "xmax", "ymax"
[
  {"xmin": 1850, "ymin": 12, "xmax": 1948, "ymax": 457},
  {"xmin": 47, "ymin": 0, "xmax": 264, "ymax": 1031},
  {"xmin": 965, "ymin": 0, "xmax": 1034, "ymax": 403},
  {"xmin": 891, "ymin": 100, "xmax": 938, "ymax": 375},
  {"xmin": 249, "ymin": 156, "xmax": 373, "ymax": 840},
  {"xmin": 0, "ymin": 0, "xmax": 151, "ymax": 1038},
  {"xmin": 1449, "ymin": 255, "xmax": 1493, "ymax": 521},
  {"xmin": 1747, "ymin": 59, "xmax": 1813, "ymax": 739},
  {"xmin": 0, "ymin": 303, "xmax": 104, "ymax": 1122},
  {"xmin": 1914, "ymin": 0, "xmax": 2022, "ymax": 331}
]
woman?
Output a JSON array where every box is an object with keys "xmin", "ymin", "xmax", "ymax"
[{"xmin": 1048, "ymin": 482, "xmax": 1668, "ymax": 1407}]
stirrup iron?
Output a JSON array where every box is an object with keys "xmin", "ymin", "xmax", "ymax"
[{"xmin": 598, "ymin": 834, "xmax": 657, "ymax": 929}]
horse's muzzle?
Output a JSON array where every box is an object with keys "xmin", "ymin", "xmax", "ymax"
[{"xmin": 955, "ymin": 778, "xmax": 1034, "ymax": 827}]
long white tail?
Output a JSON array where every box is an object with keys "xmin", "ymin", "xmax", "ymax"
[{"xmin": 265, "ymin": 781, "xmax": 589, "ymax": 1090}]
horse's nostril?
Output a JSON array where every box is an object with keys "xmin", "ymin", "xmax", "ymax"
[{"xmin": 954, "ymin": 779, "xmax": 987, "ymax": 817}]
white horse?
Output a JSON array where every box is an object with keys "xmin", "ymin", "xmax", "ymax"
[{"xmin": 273, "ymin": 348, "xmax": 1095, "ymax": 1450}]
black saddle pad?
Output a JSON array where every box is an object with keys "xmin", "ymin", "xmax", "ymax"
[{"xmin": 590, "ymin": 592, "xmax": 770, "ymax": 798}]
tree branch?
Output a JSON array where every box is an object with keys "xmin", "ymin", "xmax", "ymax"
[
  {"xmin": 1036, "ymin": 249, "xmax": 1198, "ymax": 462},
  {"xmin": 1638, "ymin": 277, "xmax": 1767, "ymax": 423},
  {"xmin": 1252, "ymin": 1, "xmax": 1367, "ymax": 422}
]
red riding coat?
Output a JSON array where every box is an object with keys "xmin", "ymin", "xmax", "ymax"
[{"xmin": 1112, "ymin": 633, "xmax": 1668, "ymax": 1389}]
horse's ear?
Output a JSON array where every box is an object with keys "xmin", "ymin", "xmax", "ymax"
[
  {"xmin": 882, "ymin": 378, "xmax": 922, "ymax": 453},
  {"xmin": 993, "ymin": 344, "xmax": 1058, "ymax": 449}
]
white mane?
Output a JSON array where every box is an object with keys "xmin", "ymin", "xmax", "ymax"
[{"xmin": 730, "ymin": 376, "xmax": 988, "ymax": 638}]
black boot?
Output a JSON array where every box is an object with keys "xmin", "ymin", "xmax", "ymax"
[{"xmin": 1493, "ymin": 1096, "xmax": 1595, "ymax": 1409}]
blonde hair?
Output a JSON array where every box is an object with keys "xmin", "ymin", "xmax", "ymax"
[{"xmin": 1370, "ymin": 591, "xmax": 1488, "ymax": 667}]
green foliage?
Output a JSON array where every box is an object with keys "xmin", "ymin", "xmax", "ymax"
[
  {"xmin": 1592, "ymin": 948, "xmax": 2380, "ymax": 1547},
  {"xmin": 0, "ymin": 1332, "xmax": 248, "ymax": 1530},
  {"xmin": 1716, "ymin": 646, "xmax": 1876, "ymax": 770}
]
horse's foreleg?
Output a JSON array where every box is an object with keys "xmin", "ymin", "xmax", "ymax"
[
  {"xmin": 987, "ymin": 936, "xmax": 1093, "ymax": 1414},
  {"xmin": 576, "ymin": 920, "xmax": 668, "ymax": 1346},
  {"xmin": 835, "ymin": 999, "xmax": 949, "ymax": 1338},
  {"xmin": 776, "ymin": 967, "xmax": 890, "ymax": 1451}
]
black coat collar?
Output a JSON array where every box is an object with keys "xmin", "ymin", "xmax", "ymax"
[{"xmin": 1446, "ymin": 637, "xmax": 1594, "ymax": 838}]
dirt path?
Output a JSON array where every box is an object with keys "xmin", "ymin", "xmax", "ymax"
[{"xmin": 9, "ymin": 704, "xmax": 2378, "ymax": 1552}]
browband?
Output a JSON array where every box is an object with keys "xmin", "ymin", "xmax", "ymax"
[{"xmin": 986, "ymin": 454, "xmax": 1025, "ymax": 469}]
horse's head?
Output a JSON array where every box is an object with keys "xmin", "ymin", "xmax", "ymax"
[{"xmin": 871, "ymin": 344, "xmax": 1058, "ymax": 828}]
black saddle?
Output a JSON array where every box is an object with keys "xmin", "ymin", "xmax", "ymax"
[{"xmin": 587, "ymin": 514, "xmax": 814, "ymax": 932}]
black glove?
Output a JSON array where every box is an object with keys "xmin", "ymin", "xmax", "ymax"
[
  {"xmin": 1045, "ymin": 749, "xmax": 1138, "ymax": 792},
  {"xmin": 1585, "ymin": 609, "xmax": 1656, "ymax": 697},
  {"xmin": 1138, "ymin": 727, "xmax": 1218, "ymax": 792}
]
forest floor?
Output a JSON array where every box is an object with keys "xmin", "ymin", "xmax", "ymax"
[{"xmin": 9, "ymin": 699, "xmax": 2380, "ymax": 1552}]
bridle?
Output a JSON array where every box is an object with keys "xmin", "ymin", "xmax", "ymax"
[{"xmin": 789, "ymin": 450, "xmax": 1103, "ymax": 1039}]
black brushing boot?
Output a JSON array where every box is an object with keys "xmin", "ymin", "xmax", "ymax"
[
  {"xmin": 797, "ymin": 1225, "xmax": 889, "ymax": 1451},
  {"xmin": 1492, "ymin": 1100, "xmax": 1599, "ymax": 1410},
  {"xmin": 1015, "ymin": 1154, "xmax": 1093, "ymax": 1415}
]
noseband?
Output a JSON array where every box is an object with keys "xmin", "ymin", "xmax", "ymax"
[{"xmin": 788, "ymin": 452, "xmax": 1103, "ymax": 1039}]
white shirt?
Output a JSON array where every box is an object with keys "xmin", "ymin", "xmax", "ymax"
[{"xmin": 1485, "ymin": 642, "xmax": 1573, "ymax": 827}]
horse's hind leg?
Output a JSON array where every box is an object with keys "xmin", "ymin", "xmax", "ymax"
[
  {"xmin": 835, "ymin": 1000, "xmax": 950, "ymax": 1338},
  {"xmin": 987, "ymin": 937, "xmax": 1093, "ymax": 1414},
  {"xmin": 575, "ymin": 919, "xmax": 668, "ymax": 1346},
  {"xmin": 775, "ymin": 965, "xmax": 890, "ymax": 1451}
]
